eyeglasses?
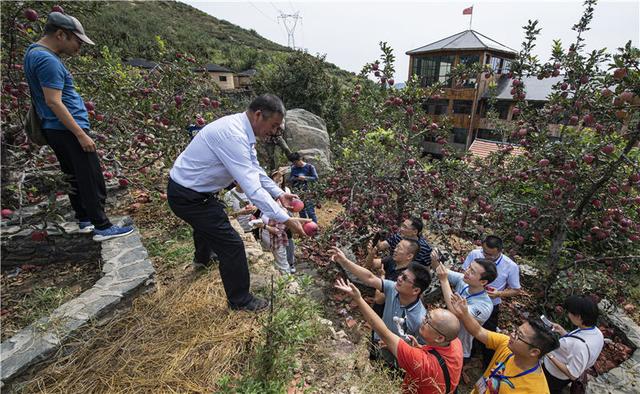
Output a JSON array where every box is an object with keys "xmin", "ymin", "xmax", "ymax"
[
  {"xmin": 513, "ymin": 329, "xmax": 536, "ymax": 348},
  {"xmin": 422, "ymin": 312, "xmax": 453, "ymax": 341},
  {"xmin": 398, "ymin": 273, "xmax": 415, "ymax": 286}
]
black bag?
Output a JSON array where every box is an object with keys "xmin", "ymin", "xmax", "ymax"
[
  {"xmin": 429, "ymin": 348, "xmax": 454, "ymax": 394},
  {"xmin": 25, "ymin": 100, "xmax": 46, "ymax": 146},
  {"xmin": 24, "ymin": 45, "xmax": 54, "ymax": 146}
]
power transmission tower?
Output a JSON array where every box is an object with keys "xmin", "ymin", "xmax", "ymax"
[{"xmin": 277, "ymin": 12, "xmax": 302, "ymax": 49}]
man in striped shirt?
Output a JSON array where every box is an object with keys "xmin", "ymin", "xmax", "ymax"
[{"xmin": 377, "ymin": 217, "xmax": 433, "ymax": 267}]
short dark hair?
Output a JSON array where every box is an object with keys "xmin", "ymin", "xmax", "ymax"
[
  {"xmin": 565, "ymin": 295, "xmax": 599, "ymax": 326},
  {"xmin": 407, "ymin": 262, "xmax": 431, "ymax": 294},
  {"xmin": 248, "ymin": 94, "xmax": 285, "ymax": 118},
  {"xmin": 527, "ymin": 317, "xmax": 560, "ymax": 357},
  {"xmin": 484, "ymin": 235, "xmax": 503, "ymax": 251},
  {"xmin": 408, "ymin": 216, "xmax": 423, "ymax": 234},
  {"xmin": 288, "ymin": 152, "xmax": 302, "ymax": 162},
  {"xmin": 44, "ymin": 23, "xmax": 68, "ymax": 36},
  {"xmin": 473, "ymin": 258, "xmax": 498, "ymax": 283},
  {"xmin": 400, "ymin": 238, "xmax": 419, "ymax": 260}
]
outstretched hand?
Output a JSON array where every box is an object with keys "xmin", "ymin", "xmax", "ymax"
[
  {"xmin": 278, "ymin": 192, "xmax": 300, "ymax": 210},
  {"xmin": 436, "ymin": 263, "xmax": 448, "ymax": 281},
  {"xmin": 329, "ymin": 246, "xmax": 348, "ymax": 265},
  {"xmin": 449, "ymin": 293, "xmax": 469, "ymax": 318},
  {"xmin": 334, "ymin": 278, "xmax": 362, "ymax": 300}
]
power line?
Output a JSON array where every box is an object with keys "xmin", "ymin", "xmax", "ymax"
[
  {"xmin": 269, "ymin": 2, "xmax": 283, "ymax": 14},
  {"xmin": 248, "ymin": 1, "xmax": 278, "ymax": 25}
]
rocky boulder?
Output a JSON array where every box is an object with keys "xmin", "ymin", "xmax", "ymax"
[{"xmin": 284, "ymin": 109, "xmax": 333, "ymax": 174}]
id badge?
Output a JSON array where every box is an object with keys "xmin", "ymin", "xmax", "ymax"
[{"xmin": 475, "ymin": 376, "xmax": 488, "ymax": 393}]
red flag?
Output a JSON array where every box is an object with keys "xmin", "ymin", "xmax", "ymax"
[{"xmin": 463, "ymin": 6, "xmax": 473, "ymax": 15}]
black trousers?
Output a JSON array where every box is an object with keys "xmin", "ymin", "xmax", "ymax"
[
  {"xmin": 167, "ymin": 178, "xmax": 252, "ymax": 307},
  {"xmin": 543, "ymin": 363, "xmax": 571, "ymax": 394},
  {"xmin": 475, "ymin": 303, "xmax": 500, "ymax": 369},
  {"xmin": 42, "ymin": 129, "xmax": 111, "ymax": 229}
]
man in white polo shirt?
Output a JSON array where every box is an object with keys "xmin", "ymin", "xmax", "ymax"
[
  {"xmin": 167, "ymin": 94, "xmax": 306, "ymax": 312},
  {"xmin": 542, "ymin": 295, "xmax": 604, "ymax": 394},
  {"xmin": 462, "ymin": 235, "xmax": 522, "ymax": 368}
]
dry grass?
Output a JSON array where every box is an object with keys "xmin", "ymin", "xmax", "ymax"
[{"xmin": 16, "ymin": 267, "xmax": 266, "ymax": 393}]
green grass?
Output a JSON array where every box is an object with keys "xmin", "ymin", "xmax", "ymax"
[{"xmin": 22, "ymin": 287, "xmax": 72, "ymax": 325}]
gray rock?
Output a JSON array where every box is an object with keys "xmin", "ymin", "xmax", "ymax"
[{"xmin": 284, "ymin": 109, "xmax": 333, "ymax": 174}]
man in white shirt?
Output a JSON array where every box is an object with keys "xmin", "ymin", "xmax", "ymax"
[
  {"xmin": 543, "ymin": 295, "xmax": 604, "ymax": 394},
  {"xmin": 167, "ymin": 94, "xmax": 306, "ymax": 312},
  {"xmin": 462, "ymin": 235, "xmax": 522, "ymax": 367}
]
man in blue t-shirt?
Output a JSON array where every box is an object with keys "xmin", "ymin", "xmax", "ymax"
[
  {"xmin": 288, "ymin": 152, "xmax": 318, "ymax": 223},
  {"xmin": 329, "ymin": 246, "xmax": 432, "ymax": 368},
  {"xmin": 23, "ymin": 12, "xmax": 132, "ymax": 241},
  {"xmin": 377, "ymin": 216, "xmax": 432, "ymax": 266}
]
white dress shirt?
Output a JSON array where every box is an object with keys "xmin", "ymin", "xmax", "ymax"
[{"xmin": 170, "ymin": 112, "xmax": 288, "ymax": 222}]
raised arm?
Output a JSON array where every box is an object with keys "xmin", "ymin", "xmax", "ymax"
[
  {"xmin": 436, "ymin": 263, "xmax": 454, "ymax": 311},
  {"xmin": 334, "ymin": 278, "xmax": 400, "ymax": 357},
  {"xmin": 449, "ymin": 293, "xmax": 490, "ymax": 345},
  {"xmin": 329, "ymin": 247, "xmax": 382, "ymax": 291}
]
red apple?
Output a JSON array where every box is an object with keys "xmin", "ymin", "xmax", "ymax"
[
  {"xmin": 613, "ymin": 68, "xmax": 627, "ymax": 80},
  {"xmin": 196, "ymin": 117, "xmax": 205, "ymax": 127},
  {"xmin": 51, "ymin": 5, "xmax": 64, "ymax": 13},
  {"xmin": 529, "ymin": 207, "xmax": 539, "ymax": 218},
  {"xmin": 407, "ymin": 159, "xmax": 416, "ymax": 166},
  {"xmin": 31, "ymin": 230, "xmax": 47, "ymax": 242},
  {"xmin": 290, "ymin": 199, "xmax": 304, "ymax": 213},
  {"xmin": 174, "ymin": 95, "xmax": 183, "ymax": 105},
  {"xmin": 24, "ymin": 8, "xmax": 38, "ymax": 21},
  {"xmin": 601, "ymin": 144, "xmax": 615, "ymax": 155},
  {"xmin": 538, "ymin": 159, "xmax": 549, "ymax": 167},
  {"xmin": 1, "ymin": 208, "xmax": 13, "ymax": 218},
  {"xmin": 119, "ymin": 178, "xmax": 129, "ymax": 187},
  {"xmin": 388, "ymin": 78, "xmax": 395, "ymax": 86},
  {"xmin": 372, "ymin": 62, "xmax": 379, "ymax": 71},
  {"xmin": 582, "ymin": 154, "xmax": 595, "ymax": 164},
  {"xmin": 211, "ymin": 100, "xmax": 220, "ymax": 108},
  {"xmin": 201, "ymin": 97, "xmax": 211, "ymax": 106},
  {"xmin": 84, "ymin": 101, "xmax": 95, "ymax": 111},
  {"xmin": 514, "ymin": 235, "xmax": 525, "ymax": 245},
  {"xmin": 103, "ymin": 171, "xmax": 113, "ymax": 180},
  {"xmin": 152, "ymin": 103, "xmax": 160, "ymax": 111},
  {"xmin": 303, "ymin": 222, "xmax": 319, "ymax": 237}
]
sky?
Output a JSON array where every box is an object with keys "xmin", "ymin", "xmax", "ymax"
[{"xmin": 183, "ymin": 0, "xmax": 640, "ymax": 83}]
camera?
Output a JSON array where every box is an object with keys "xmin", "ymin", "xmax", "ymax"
[
  {"xmin": 434, "ymin": 248, "xmax": 446, "ymax": 263},
  {"xmin": 371, "ymin": 230, "xmax": 388, "ymax": 247},
  {"xmin": 540, "ymin": 315, "xmax": 553, "ymax": 329}
]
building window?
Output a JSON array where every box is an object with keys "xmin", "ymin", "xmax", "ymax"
[
  {"xmin": 491, "ymin": 57, "xmax": 502, "ymax": 72},
  {"xmin": 477, "ymin": 128, "xmax": 502, "ymax": 141},
  {"xmin": 422, "ymin": 99, "xmax": 449, "ymax": 115},
  {"xmin": 452, "ymin": 100, "xmax": 473, "ymax": 115},
  {"xmin": 412, "ymin": 55, "xmax": 454, "ymax": 87},
  {"xmin": 219, "ymin": 75, "xmax": 227, "ymax": 82},
  {"xmin": 458, "ymin": 55, "xmax": 479, "ymax": 88},
  {"xmin": 503, "ymin": 60, "xmax": 511, "ymax": 73},
  {"xmin": 452, "ymin": 128, "xmax": 468, "ymax": 144},
  {"xmin": 487, "ymin": 101, "xmax": 511, "ymax": 119}
]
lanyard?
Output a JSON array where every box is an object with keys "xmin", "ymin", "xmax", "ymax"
[
  {"xmin": 489, "ymin": 354, "xmax": 540, "ymax": 380},
  {"xmin": 459, "ymin": 285, "xmax": 486, "ymax": 300},
  {"xmin": 563, "ymin": 326, "xmax": 596, "ymax": 338}
]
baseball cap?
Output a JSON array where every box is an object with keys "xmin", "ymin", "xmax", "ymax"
[{"xmin": 46, "ymin": 12, "xmax": 95, "ymax": 45}]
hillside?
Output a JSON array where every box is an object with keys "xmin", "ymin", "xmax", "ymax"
[{"xmin": 81, "ymin": 1, "xmax": 351, "ymax": 76}]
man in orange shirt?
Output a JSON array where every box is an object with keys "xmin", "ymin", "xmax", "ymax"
[{"xmin": 335, "ymin": 278, "xmax": 463, "ymax": 394}]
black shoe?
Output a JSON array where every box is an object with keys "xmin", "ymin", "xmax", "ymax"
[{"xmin": 229, "ymin": 297, "xmax": 270, "ymax": 312}]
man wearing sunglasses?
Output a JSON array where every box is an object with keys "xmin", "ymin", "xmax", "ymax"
[
  {"xmin": 449, "ymin": 294, "xmax": 559, "ymax": 393},
  {"xmin": 335, "ymin": 278, "xmax": 463, "ymax": 394},
  {"xmin": 329, "ymin": 247, "xmax": 431, "ymax": 367}
]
